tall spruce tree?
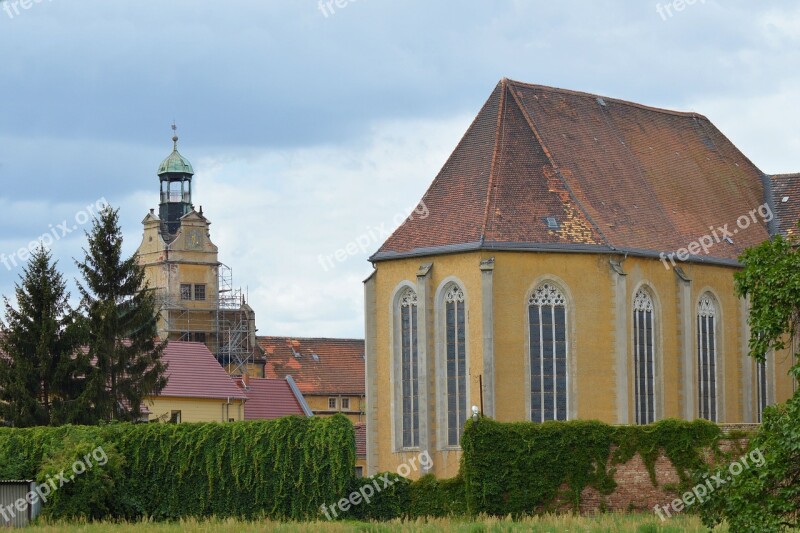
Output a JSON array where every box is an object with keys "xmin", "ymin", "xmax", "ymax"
[
  {"xmin": 0, "ymin": 247, "xmax": 85, "ymax": 426},
  {"xmin": 76, "ymin": 206, "xmax": 166, "ymax": 421}
]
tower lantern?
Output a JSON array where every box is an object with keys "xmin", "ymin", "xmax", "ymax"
[{"xmin": 157, "ymin": 125, "xmax": 194, "ymax": 239}]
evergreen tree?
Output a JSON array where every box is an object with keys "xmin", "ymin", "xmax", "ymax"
[
  {"xmin": 76, "ymin": 206, "xmax": 166, "ymax": 422},
  {"xmin": 0, "ymin": 247, "xmax": 85, "ymax": 426}
]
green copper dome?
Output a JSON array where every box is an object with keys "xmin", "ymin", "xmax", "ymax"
[{"xmin": 157, "ymin": 136, "xmax": 194, "ymax": 176}]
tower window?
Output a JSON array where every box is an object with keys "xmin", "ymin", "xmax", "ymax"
[
  {"xmin": 194, "ymin": 284, "xmax": 206, "ymax": 301},
  {"xmin": 180, "ymin": 284, "xmax": 192, "ymax": 300}
]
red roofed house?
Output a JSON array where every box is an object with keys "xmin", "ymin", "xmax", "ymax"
[
  {"xmin": 364, "ymin": 79, "xmax": 797, "ymax": 478},
  {"xmin": 257, "ymin": 337, "xmax": 365, "ymax": 424},
  {"xmin": 145, "ymin": 341, "xmax": 248, "ymax": 422},
  {"xmin": 235, "ymin": 374, "xmax": 313, "ymax": 420}
]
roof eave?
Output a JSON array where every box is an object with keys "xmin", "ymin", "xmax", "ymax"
[{"xmin": 369, "ymin": 241, "xmax": 743, "ymax": 268}]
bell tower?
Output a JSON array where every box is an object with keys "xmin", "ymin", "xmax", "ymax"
[
  {"xmin": 158, "ymin": 125, "xmax": 195, "ymax": 240},
  {"xmin": 136, "ymin": 127, "xmax": 265, "ymax": 377}
]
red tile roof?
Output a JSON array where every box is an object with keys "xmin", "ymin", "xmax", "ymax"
[
  {"xmin": 373, "ymin": 79, "xmax": 772, "ymax": 265},
  {"xmin": 770, "ymin": 173, "xmax": 800, "ymax": 236},
  {"xmin": 237, "ymin": 377, "xmax": 308, "ymax": 420},
  {"xmin": 159, "ymin": 341, "xmax": 248, "ymax": 400},
  {"xmin": 257, "ymin": 337, "xmax": 365, "ymax": 396},
  {"xmin": 354, "ymin": 423, "xmax": 366, "ymax": 457}
]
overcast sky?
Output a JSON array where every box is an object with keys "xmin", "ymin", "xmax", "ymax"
[{"xmin": 1, "ymin": 1, "xmax": 799, "ymax": 338}]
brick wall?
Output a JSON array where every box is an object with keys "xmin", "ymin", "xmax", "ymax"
[{"xmin": 574, "ymin": 439, "xmax": 749, "ymax": 513}]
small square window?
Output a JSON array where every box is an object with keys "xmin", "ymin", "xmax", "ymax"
[
  {"xmin": 180, "ymin": 284, "xmax": 192, "ymax": 300},
  {"xmin": 194, "ymin": 284, "xmax": 206, "ymax": 301},
  {"xmin": 341, "ymin": 398, "xmax": 350, "ymax": 410},
  {"xmin": 170, "ymin": 410, "xmax": 181, "ymax": 424},
  {"xmin": 328, "ymin": 397, "xmax": 337, "ymax": 409},
  {"xmin": 355, "ymin": 466, "xmax": 364, "ymax": 478}
]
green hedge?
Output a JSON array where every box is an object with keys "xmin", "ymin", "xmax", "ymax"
[
  {"xmin": 0, "ymin": 414, "xmax": 355, "ymax": 520},
  {"xmin": 461, "ymin": 417, "xmax": 722, "ymax": 516},
  {"xmin": 330, "ymin": 473, "xmax": 466, "ymax": 521}
]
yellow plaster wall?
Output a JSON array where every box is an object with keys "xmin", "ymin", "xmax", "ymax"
[
  {"xmin": 305, "ymin": 395, "xmax": 366, "ymax": 424},
  {"xmin": 146, "ymin": 396, "xmax": 245, "ymax": 423},
  {"xmin": 369, "ymin": 250, "xmax": 797, "ymax": 478}
]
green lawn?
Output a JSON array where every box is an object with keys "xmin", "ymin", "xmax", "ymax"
[{"xmin": 26, "ymin": 514, "xmax": 726, "ymax": 532}]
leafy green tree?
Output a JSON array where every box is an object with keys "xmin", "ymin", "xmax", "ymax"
[
  {"xmin": 76, "ymin": 206, "xmax": 166, "ymax": 422},
  {"xmin": 734, "ymin": 230, "xmax": 800, "ymax": 379},
  {"xmin": 0, "ymin": 247, "xmax": 86, "ymax": 426},
  {"xmin": 697, "ymin": 394, "xmax": 800, "ymax": 532},
  {"xmin": 699, "ymin": 228, "xmax": 800, "ymax": 530}
]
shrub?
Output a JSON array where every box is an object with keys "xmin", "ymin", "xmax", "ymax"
[
  {"xmin": 37, "ymin": 435, "xmax": 124, "ymax": 520},
  {"xmin": 0, "ymin": 414, "xmax": 355, "ymax": 521},
  {"xmin": 697, "ymin": 392, "xmax": 800, "ymax": 532},
  {"xmin": 461, "ymin": 417, "xmax": 721, "ymax": 516}
]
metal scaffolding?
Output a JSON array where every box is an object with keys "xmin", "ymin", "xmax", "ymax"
[{"xmin": 154, "ymin": 262, "xmax": 254, "ymax": 375}]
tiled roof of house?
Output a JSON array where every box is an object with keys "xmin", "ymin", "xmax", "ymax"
[
  {"xmin": 372, "ymin": 78, "xmax": 771, "ymax": 265},
  {"xmin": 257, "ymin": 336, "xmax": 365, "ymax": 396},
  {"xmin": 770, "ymin": 173, "xmax": 800, "ymax": 236},
  {"xmin": 237, "ymin": 376, "xmax": 309, "ymax": 420},
  {"xmin": 159, "ymin": 341, "xmax": 248, "ymax": 400},
  {"xmin": 354, "ymin": 423, "xmax": 366, "ymax": 458}
]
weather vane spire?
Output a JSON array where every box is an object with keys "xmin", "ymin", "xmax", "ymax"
[{"xmin": 171, "ymin": 122, "xmax": 178, "ymax": 150}]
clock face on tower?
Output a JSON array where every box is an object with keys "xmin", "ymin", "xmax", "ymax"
[{"xmin": 186, "ymin": 228, "xmax": 204, "ymax": 250}]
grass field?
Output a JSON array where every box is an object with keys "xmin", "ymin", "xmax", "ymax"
[{"xmin": 25, "ymin": 514, "xmax": 726, "ymax": 532}]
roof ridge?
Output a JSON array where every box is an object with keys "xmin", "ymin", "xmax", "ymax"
[
  {"xmin": 505, "ymin": 84, "xmax": 612, "ymax": 249},
  {"xmin": 480, "ymin": 79, "xmax": 508, "ymax": 243},
  {"xmin": 257, "ymin": 336, "xmax": 364, "ymax": 342},
  {"xmin": 504, "ymin": 78, "xmax": 708, "ymax": 120}
]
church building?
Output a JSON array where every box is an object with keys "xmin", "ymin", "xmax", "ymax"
[{"xmin": 364, "ymin": 78, "xmax": 798, "ymax": 478}]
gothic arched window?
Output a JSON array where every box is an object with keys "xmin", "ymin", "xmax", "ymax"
[
  {"xmin": 633, "ymin": 288, "xmax": 656, "ymax": 425},
  {"xmin": 398, "ymin": 288, "xmax": 419, "ymax": 448},
  {"xmin": 528, "ymin": 283, "xmax": 568, "ymax": 422},
  {"xmin": 444, "ymin": 284, "xmax": 466, "ymax": 446},
  {"xmin": 697, "ymin": 295, "xmax": 718, "ymax": 421}
]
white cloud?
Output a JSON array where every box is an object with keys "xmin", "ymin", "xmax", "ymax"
[
  {"xmin": 119, "ymin": 114, "xmax": 471, "ymax": 338},
  {"xmin": 690, "ymin": 86, "xmax": 800, "ymax": 175}
]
